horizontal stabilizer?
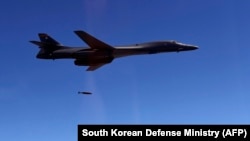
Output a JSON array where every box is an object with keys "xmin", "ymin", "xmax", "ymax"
[
  {"xmin": 29, "ymin": 41, "xmax": 44, "ymax": 47},
  {"xmin": 29, "ymin": 41, "xmax": 61, "ymax": 48},
  {"xmin": 74, "ymin": 30, "xmax": 114, "ymax": 50}
]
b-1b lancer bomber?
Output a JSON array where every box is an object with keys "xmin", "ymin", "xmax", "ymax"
[{"xmin": 30, "ymin": 30, "xmax": 198, "ymax": 71}]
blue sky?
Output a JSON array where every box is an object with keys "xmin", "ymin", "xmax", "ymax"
[{"xmin": 1, "ymin": 0, "xmax": 250, "ymax": 140}]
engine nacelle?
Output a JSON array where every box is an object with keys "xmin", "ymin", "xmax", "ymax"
[{"xmin": 74, "ymin": 57, "xmax": 114, "ymax": 66}]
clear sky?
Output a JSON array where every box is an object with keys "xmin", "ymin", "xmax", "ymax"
[{"xmin": 1, "ymin": 0, "xmax": 250, "ymax": 140}]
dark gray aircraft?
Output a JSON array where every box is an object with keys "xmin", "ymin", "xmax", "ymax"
[{"xmin": 30, "ymin": 30, "xmax": 198, "ymax": 71}]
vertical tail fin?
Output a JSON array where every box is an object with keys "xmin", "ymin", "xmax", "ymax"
[
  {"xmin": 30, "ymin": 33, "xmax": 63, "ymax": 59},
  {"xmin": 38, "ymin": 33, "xmax": 61, "ymax": 46}
]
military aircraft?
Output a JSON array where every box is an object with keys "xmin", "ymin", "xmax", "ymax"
[{"xmin": 30, "ymin": 30, "xmax": 198, "ymax": 71}]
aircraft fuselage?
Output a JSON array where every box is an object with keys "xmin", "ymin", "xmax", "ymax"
[
  {"xmin": 37, "ymin": 41, "xmax": 198, "ymax": 59},
  {"xmin": 31, "ymin": 30, "xmax": 198, "ymax": 71}
]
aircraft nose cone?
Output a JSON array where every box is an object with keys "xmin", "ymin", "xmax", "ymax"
[
  {"xmin": 187, "ymin": 45, "xmax": 198, "ymax": 50},
  {"xmin": 192, "ymin": 46, "xmax": 199, "ymax": 50}
]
